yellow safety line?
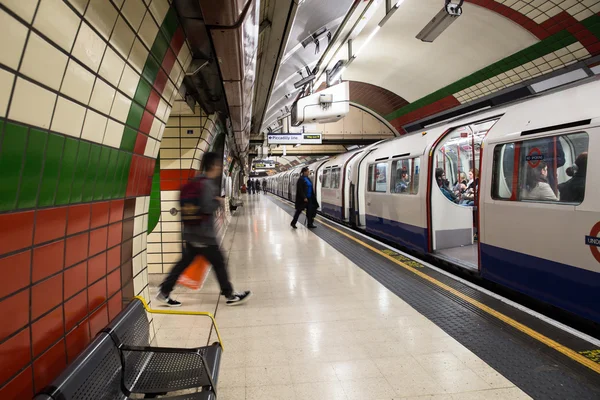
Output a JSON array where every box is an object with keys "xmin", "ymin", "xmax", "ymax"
[
  {"xmin": 308, "ymin": 216, "xmax": 600, "ymax": 374},
  {"xmin": 134, "ymin": 296, "xmax": 224, "ymax": 351}
]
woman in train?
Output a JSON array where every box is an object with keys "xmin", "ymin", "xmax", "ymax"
[
  {"xmin": 436, "ymin": 168, "xmax": 458, "ymax": 202},
  {"xmin": 453, "ymin": 171, "xmax": 468, "ymax": 194},
  {"xmin": 559, "ymin": 152, "xmax": 587, "ymax": 203},
  {"xmin": 521, "ymin": 161, "xmax": 558, "ymax": 201},
  {"xmin": 459, "ymin": 169, "xmax": 479, "ymax": 206}
]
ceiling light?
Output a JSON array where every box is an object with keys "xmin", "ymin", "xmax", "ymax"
[{"xmin": 416, "ymin": 1, "xmax": 463, "ymax": 42}]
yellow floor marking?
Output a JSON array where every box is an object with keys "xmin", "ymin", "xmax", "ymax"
[{"xmin": 270, "ymin": 198, "xmax": 600, "ymax": 374}]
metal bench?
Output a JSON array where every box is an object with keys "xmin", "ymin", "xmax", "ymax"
[{"xmin": 35, "ymin": 297, "xmax": 223, "ymax": 400}]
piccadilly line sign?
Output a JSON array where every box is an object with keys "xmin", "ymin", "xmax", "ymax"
[{"xmin": 267, "ymin": 133, "xmax": 323, "ymax": 145}]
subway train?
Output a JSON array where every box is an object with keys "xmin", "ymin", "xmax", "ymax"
[{"xmin": 266, "ymin": 77, "xmax": 600, "ymax": 325}]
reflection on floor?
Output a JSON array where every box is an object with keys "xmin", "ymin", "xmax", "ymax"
[
  {"xmin": 436, "ymin": 244, "xmax": 479, "ymax": 271},
  {"xmin": 149, "ymin": 195, "xmax": 530, "ymax": 400}
]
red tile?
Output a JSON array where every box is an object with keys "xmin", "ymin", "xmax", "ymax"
[
  {"xmin": 0, "ymin": 289, "xmax": 29, "ymax": 342},
  {"xmin": 66, "ymin": 204, "xmax": 91, "ymax": 235},
  {"xmin": 139, "ymin": 111, "xmax": 153, "ymax": 134},
  {"xmin": 65, "ymin": 321, "xmax": 90, "ymax": 362},
  {"xmin": 160, "ymin": 169, "xmax": 183, "ymax": 180},
  {"xmin": 33, "ymin": 339, "xmax": 66, "ymax": 392},
  {"xmin": 108, "ymin": 291, "xmax": 122, "ymax": 321},
  {"xmin": 31, "ymin": 306, "xmax": 64, "ymax": 357},
  {"xmin": 64, "ymin": 261, "xmax": 87, "ymax": 299},
  {"xmin": 89, "ymin": 304, "xmax": 108, "ymax": 338},
  {"xmin": 88, "ymin": 278, "xmax": 106, "ymax": 312},
  {"xmin": 0, "ymin": 366, "xmax": 34, "ymax": 400},
  {"xmin": 107, "ymin": 222, "xmax": 123, "ymax": 248},
  {"xmin": 123, "ymin": 198, "xmax": 136, "ymax": 220},
  {"xmin": 170, "ymin": 27, "xmax": 185, "ymax": 55},
  {"xmin": 32, "ymin": 240, "xmax": 65, "ymax": 283},
  {"xmin": 90, "ymin": 202, "xmax": 110, "ymax": 228},
  {"xmin": 122, "ymin": 219, "xmax": 134, "ymax": 241},
  {"xmin": 0, "ymin": 250, "xmax": 31, "ymax": 298},
  {"xmin": 107, "ymin": 268, "xmax": 121, "ymax": 297},
  {"xmin": 65, "ymin": 232, "xmax": 89, "ymax": 268},
  {"xmin": 109, "ymin": 200, "xmax": 124, "ymax": 223},
  {"xmin": 160, "ymin": 179, "xmax": 181, "ymax": 191},
  {"xmin": 153, "ymin": 68, "xmax": 169, "ymax": 93},
  {"xmin": 0, "ymin": 328, "xmax": 31, "ymax": 385},
  {"xmin": 64, "ymin": 291, "xmax": 87, "ymax": 332},
  {"xmin": 35, "ymin": 207, "xmax": 67, "ymax": 244},
  {"xmin": 31, "ymin": 274, "xmax": 63, "ymax": 320},
  {"xmin": 146, "ymin": 90, "xmax": 160, "ymax": 114},
  {"xmin": 88, "ymin": 252, "xmax": 106, "ymax": 285},
  {"xmin": 89, "ymin": 227, "xmax": 108, "ymax": 256},
  {"xmin": 161, "ymin": 49, "xmax": 176, "ymax": 74},
  {"xmin": 0, "ymin": 211, "xmax": 34, "ymax": 255},
  {"xmin": 107, "ymin": 245, "xmax": 121, "ymax": 272},
  {"xmin": 134, "ymin": 132, "xmax": 149, "ymax": 154}
]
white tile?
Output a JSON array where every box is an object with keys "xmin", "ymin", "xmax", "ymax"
[
  {"xmin": 110, "ymin": 16, "xmax": 135, "ymax": 58},
  {"xmin": 51, "ymin": 96, "xmax": 86, "ymax": 137},
  {"xmin": 99, "ymin": 46, "xmax": 126, "ymax": 86},
  {"xmin": 81, "ymin": 109, "xmax": 108, "ymax": 144},
  {"xmin": 0, "ymin": 8, "xmax": 28, "ymax": 69},
  {"xmin": 72, "ymin": 22, "xmax": 106, "ymax": 72},
  {"xmin": 89, "ymin": 78, "xmax": 117, "ymax": 114},
  {"xmin": 110, "ymin": 91, "xmax": 132, "ymax": 123},
  {"xmin": 33, "ymin": 0, "xmax": 81, "ymax": 51},
  {"xmin": 149, "ymin": 117, "xmax": 162, "ymax": 138},
  {"xmin": 2, "ymin": 0, "xmax": 38, "ymax": 23},
  {"xmin": 118, "ymin": 63, "xmax": 139, "ymax": 98},
  {"xmin": 0, "ymin": 69, "xmax": 15, "ymax": 118},
  {"xmin": 103, "ymin": 118, "xmax": 125, "ymax": 148},
  {"xmin": 66, "ymin": 0, "xmax": 89, "ymax": 14},
  {"xmin": 19, "ymin": 32, "xmax": 68, "ymax": 91},
  {"xmin": 128, "ymin": 38, "xmax": 148, "ymax": 74},
  {"xmin": 121, "ymin": 0, "xmax": 146, "ymax": 32},
  {"xmin": 149, "ymin": 0, "xmax": 169, "ymax": 24},
  {"xmin": 144, "ymin": 137, "xmax": 156, "ymax": 157},
  {"xmin": 169, "ymin": 61, "xmax": 182, "ymax": 85},
  {"xmin": 61, "ymin": 59, "xmax": 95, "ymax": 104},
  {"xmin": 138, "ymin": 11, "xmax": 159, "ymax": 48},
  {"xmin": 156, "ymin": 98, "xmax": 168, "ymax": 121},
  {"xmin": 9, "ymin": 78, "xmax": 57, "ymax": 128},
  {"xmin": 84, "ymin": 0, "xmax": 119, "ymax": 40}
]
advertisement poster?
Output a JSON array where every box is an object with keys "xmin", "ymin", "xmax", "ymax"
[{"xmin": 221, "ymin": 141, "xmax": 232, "ymax": 197}]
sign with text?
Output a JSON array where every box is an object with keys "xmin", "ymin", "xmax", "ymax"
[{"xmin": 267, "ymin": 133, "xmax": 322, "ymax": 145}]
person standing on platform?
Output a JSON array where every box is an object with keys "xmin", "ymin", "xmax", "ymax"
[
  {"xmin": 291, "ymin": 167, "xmax": 318, "ymax": 229},
  {"xmin": 156, "ymin": 152, "xmax": 252, "ymax": 307},
  {"xmin": 247, "ymin": 178, "xmax": 253, "ymax": 195},
  {"xmin": 262, "ymin": 179, "xmax": 267, "ymax": 194}
]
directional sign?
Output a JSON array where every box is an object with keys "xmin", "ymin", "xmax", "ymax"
[{"xmin": 267, "ymin": 133, "xmax": 322, "ymax": 145}]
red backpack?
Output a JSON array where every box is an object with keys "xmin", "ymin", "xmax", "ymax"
[{"xmin": 179, "ymin": 177, "xmax": 207, "ymax": 225}]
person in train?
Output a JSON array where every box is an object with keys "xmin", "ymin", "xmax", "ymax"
[
  {"xmin": 521, "ymin": 161, "xmax": 558, "ymax": 201},
  {"xmin": 435, "ymin": 168, "xmax": 458, "ymax": 202},
  {"xmin": 291, "ymin": 166, "xmax": 318, "ymax": 229},
  {"xmin": 247, "ymin": 178, "xmax": 253, "ymax": 195},
  {"xmin": 394, "ymin": 169, "xmax": 410, "ymax": 193},
  {"xmin": 453, "ymin": 171, "xmax": 468, "ymax": 194},
  {"xmin": 459, "ymin": 169, "xmax": 479, "ymax": 206},
  {"xmin": 558, "ymin": 152, "xmax": 587, "ymax": 203},
  {"xmin": 524, "ymin": 138, "xmax": 565, "ymax": 194}
]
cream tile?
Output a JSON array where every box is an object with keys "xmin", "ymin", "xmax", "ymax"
[
  {"xmin": 289, "ymin": 362, "xmax": 338, "ymax": 384},
  {"xmin": 110, "ymin": 91, "xmax": 132, "ymax": 123},
  {"xmin": 81, "ymin": 109, "xmax": 107, "ymax": 144},
  {"xmin": 218, "ymin": 386, "xmax": 245, "ymax": 400},
  {"xmin": 294, "ymin": 381, "xmax": 348, "ymax": 400},
  {"xmin": 218, "ymin": 367, "xmax": 246, "ymax": 388},
  {"xmin": 246, "ymin": 384, "xmax": 296, "ymax": 400},
  {"xmin": 0, "ymin": 69, "xmax": 15, "ymax": 118},
  {"xmin": 433, "ymin": 369, "xmax": 492, "ymax": 394},
  {"xmin": 374, "ymin": 355, "xmax": 430, "ymax": 378},
  {"xmin": 385, "ymin": 370, "xmax": 447, "ymax": 398},
  {"xmin": 333, "ymin": 359, "xmax": 383, "ymax": 381},
  {"xmin": 89, "ymin": 78, "xmax": 116, "ymax": 114},
  {"xmin": 84, "ymin": 0, "xmax": 118, "ymax": 40},
  {"xmin": 450, "ymin": 387, "xmax": 532, "ymax": 400},
  {"xmin": 414, "ymin": 352, "xmax": 469, "ymax": 374},
  {"xmin": 9, "ymin": 78, "xmax": 56, "ymax": 128},
  {"xmin": 128, "ymin": 37, "xmax": 148, "ymax": 74},
  {"xmin": 110, "ymin": 16, "xmax": 135, "ymax": 57},
  {"xmin": 471, "ymin": 366, "xmax": 514, "ymax": 389},
  {"xmin": 121, "ymin": 0, "xmax": 146, "ymax": 31},
  {"xmin": 2, "ymin": 0, "xmax": 38, "ymax": 22},
  {"xmin": 20, "ymin": 33, "xmax": 68, "ymax": 90},
  {"xmin": 138, "ymin": 11, "xmax": 159, "ymax": 47},
  {"xmin": 103, "ymin": 119, "xmax": 125, "ymax": 148},
  {"xmin": 99, "ymin": 46, "xmax": 126, "ymax": 86},
  {"xmin": 33, "ymin": 0, "xmax": 81, "ymax": 51},
  {"xmin": 245, "ymin": 365, "xmax": 292, "ymax": 387},
  {"xmin": 340, "ymin": 377, "xmax": 397, "ymax": 400},
  {"xmin": 0, "ymin": 8, "xmax": 28, "ymax": 70},
  {"xmin": 61, "ymin": 59, "xmax": 95, "ymax": 104},
  {"xmin": 118, "ymin": 63, "xmax": 139, "ymax": 98},
  {"xmin": 72, "ymin": 22, "xmax": 106, "ymax": 72},
  {"xmin": 51, "ymin": 96, "xmax": 86, "ymax": 137},
  {"xmin": 149, "ymin": 0, "xmax": 169, "ymax": 23},
  {"xmin": 66, "ymin": 0, "xmax": 89, "ymax": 14}
]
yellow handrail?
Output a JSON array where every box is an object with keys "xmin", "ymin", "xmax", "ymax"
[{"xmin": 133, "ymin": 296, "xmax": 224, "ymax": 351}]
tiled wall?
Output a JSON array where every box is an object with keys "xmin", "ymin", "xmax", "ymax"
[
  {"xmin": 147, "ymin": 106, "xmax": 224, "ymax": 274},
  {"xmin": 0, "ymin": 0, "xmax": 193, "ymax": 397}
]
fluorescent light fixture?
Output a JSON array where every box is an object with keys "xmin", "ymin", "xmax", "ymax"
[
  {"xmin": 355, "ymin": 25, "xmax": 380, "ymax": 57},
  {"xmin": 293, "ymin": 73, "xmax": 316, "ymax": 89},
  {"xmin": 416, "ymin": 3, "xmax": 462, "ymax": 43},
  {"xmin": 530, "ymin": 69, "xmax": 588, "ymax": 93},
  {"xmin": 395, "ymin": 0, "xmax": 405, "ymax": 7}
]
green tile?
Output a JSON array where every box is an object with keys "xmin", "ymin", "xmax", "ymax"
[
  {"xmin": 148, "ymin": 154, "xmax": 161, "ymax": 234},
  {"xmin": 54, "ymin": 137, "xmax": 79, "ymax": 205},
  {"xmin": 120, "ymin": 127, "xmax": 138, "ymax": 152},
  {"xmin": 119, "ymin": 155, "xmax": 132, "ymax": 197},
  {"xmin": 151, "ymin": 32, "xmax": 170, "ymax": 62},
  {"xmin": 0, "ymin": 123, "xmax": 28, "ymax": 211},
  {"xmin": 69, "ymin": 141, "xmax": 91, "ymax": 204},
  {"xmin": 93, "ymin": 146, "xmax": 111, "ymax": 200},
  {"xmin": 161, "ymin": 7, "xmax": 179, "ymax": 39},
  {"xmin": 17, "ymin": 129, "xmax": 47, "ymax": 209},
  {"xmin": 82, "ymin": 144, "xmax": 101, "ymax": 202},
  {"xmin": 134, "ymin": 79, "xmax": 152, "ymax": 109},
  {"xmin": 38, "ymin": 133, "xmax": 65, "ymax": 207},
  {"xmin": 126, "ymin": 103, "xmax": 144, "ymax": 131},
  {"xmin": 112, "ymin": 151, "xmax": 128, "ymax": 198},
  {"xmin": 141, "ymin": 56, "xmax": 160, "ymax": 85},
  {"xmin": 102, "ymin": 148, "xmax": 119, "ymax": 200}
]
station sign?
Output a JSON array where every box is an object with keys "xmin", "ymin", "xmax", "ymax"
[
  {"xmin": 253, "ymin": 163, "xmax": 275, "ymax": 169},
  {"xmin": 267, "ymin": 133, "xmax": 322, "ymax": 145}
]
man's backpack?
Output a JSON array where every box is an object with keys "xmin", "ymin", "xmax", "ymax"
[{"xmin": 180, "ymin": 177, "xmax": 207, "ymax": 225}]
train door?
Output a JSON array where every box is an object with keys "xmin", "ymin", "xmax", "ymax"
[
  {"xmin": 356, "ymin": 149, "xmax": 377, "ymax": 226},
  {"xmin": 428, "ymin": 118, "xmax": 499, "ymax": 270}
]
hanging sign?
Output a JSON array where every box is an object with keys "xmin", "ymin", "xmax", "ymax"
[{"xmin": 267, "ymin": 133, "xmax": 322, "ymax": 145}]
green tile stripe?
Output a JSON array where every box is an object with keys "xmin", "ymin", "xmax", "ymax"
[
  {"xmin": 581, "ymin": 14, "xmax": 600, "ymax": 39},
  {"xmin": 147, "ymin": 154, "xmax": 161, "ymax": 234},
  {"xmin": 120, "ymin": 7, "xmax": 180, "ymax": 152},
  {"xmin": 0, "ymin": 119, "xmax": 132, "ymax": 212},
  {"xmin": 384, "ymin": 29, "xmax": 579, "ymax": 122}
]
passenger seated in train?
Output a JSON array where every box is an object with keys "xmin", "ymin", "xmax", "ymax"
[
  {"xmin": 521, "ymin": 161, "xmax": 558, "ymax": 201},
  {"xmin": 435, "ymin": 168, "xmax": 457, "ymax": 202},
  {"xmin": 558, "ymin": 152, "xmax": 587, "ymax": 203},
  {"xmin": 525, "ymin": 138, "xmax": 565, "ymax": 191},
  {"xmin": 459, "ymin": 169, "xmax": 479, "ymax": 206},
  {"xmin": 393, "ymin": 169, "xmax": 410, "ymax": 193},
  {"xmin": 453, "ymin": 172, "xmax": 467, "ymax": 194}
]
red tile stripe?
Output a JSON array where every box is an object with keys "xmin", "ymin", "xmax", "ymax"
[
  {"xmin": 389, "ymin": 96, "xmax": 461, "ymax": 133},
  {"xmin": 160, "ymin": 169, "xmax": 196, "ymax": 191}
]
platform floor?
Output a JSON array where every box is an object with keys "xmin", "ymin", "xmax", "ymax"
[{"xmin": 148, "ymin": 195, "xmax": 541, "ymax": 400}]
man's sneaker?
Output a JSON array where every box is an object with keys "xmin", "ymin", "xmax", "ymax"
[
  {"xmin": 291, "ymin": 222, "xmax": 297, "ymax": 229},
  {"xmin": 226, "ymin": 291, "xmax": 252, "ymax": 306},
  {"xmin": 156, "ymin": 292, "xmax": 182, "ymax": 307}
]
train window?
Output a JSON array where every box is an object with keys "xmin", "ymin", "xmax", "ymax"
[
  {"xmin": 330, "ymin": 167, "xmax": 341, "ymax": 189},
  {"xmin": 391, "ymin": 158, "xmax": 420, "ymax": 195},
  {"xmin": 322, "ymin": 169, "xmax": 331, "ymax": 188},
  {"xmin": 368, "ymin": 162, "xmax": 388, "ymax": 192},
  {"xmin": 492, "ymin": 131, "xmax": 589, "ymax": 204}
]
